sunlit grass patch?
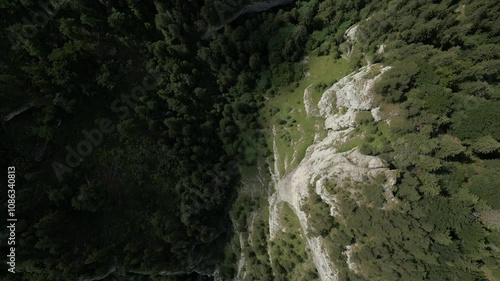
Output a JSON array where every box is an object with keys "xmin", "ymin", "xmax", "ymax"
[{"xmin": 262, "ymin": 56, "xmax": 350, "ymax": 175}]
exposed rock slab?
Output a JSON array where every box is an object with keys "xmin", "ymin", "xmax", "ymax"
[
  {"xmin": 268, "ymin": 63, "xmax": 396, "ymax": 281},
  {"xmin": 319, "ymin": 64, "xmax": 391, "ymax": 131}
]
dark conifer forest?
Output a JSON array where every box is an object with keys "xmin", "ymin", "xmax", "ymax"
[{"xmin": 1, "ymin": 0, "xmax": 499, "ymax": 280}]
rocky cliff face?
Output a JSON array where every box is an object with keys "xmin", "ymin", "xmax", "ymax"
[
  {"xmin": 319, "ymin": 64, "xmax": 390, "ymax": 131},
  {"xmin": 267, "ymin": 64, "xmax": 397, "ymax": 281}
]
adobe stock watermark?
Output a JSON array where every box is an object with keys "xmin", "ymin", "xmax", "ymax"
[
  {"xmin": 8, "ymin": 0, "xmax": 69, "ymax": 49},
  {"xmin": 51, "ymin": 72, "xmax": 164, "ymax": 182}
]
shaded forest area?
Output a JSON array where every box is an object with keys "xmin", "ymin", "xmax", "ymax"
[
  {"xmin": 1, "ymin": 0, "xmax": 500, "ymax": 280},
  {"xmin": 0, "ymin": 0, "xmax": 328, "ymax": 280}
]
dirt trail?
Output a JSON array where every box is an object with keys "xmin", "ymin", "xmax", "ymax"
[{"xmin": 235, "ymin": 233, "xmax": 246, "ymax": 281}]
